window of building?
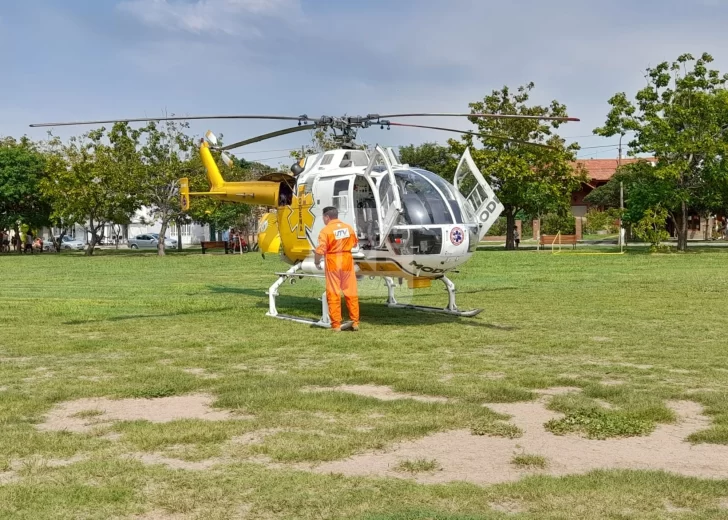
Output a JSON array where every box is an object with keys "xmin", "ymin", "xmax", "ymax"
[{"xmin": 689, "ymin": 216, "xmax": 701, "ymax": 231}]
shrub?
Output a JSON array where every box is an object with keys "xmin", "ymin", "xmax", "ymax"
[
  {"xmin": 585, "ymin": 208, "xmax": 621, "ymax": 234},
  {"xmin": 486, "ymin": 217, "xmax": 508, "ymax": 236},
  {"xmin": 633, "ymin": 207, "xmax": 670, "ymax": 252},
  {"xmin": 540, "ymin": 213, "xmax": 576, "ymax": 235}
]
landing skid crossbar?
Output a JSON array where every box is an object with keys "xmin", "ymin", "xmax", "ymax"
[
  {"xmin": 384, "ymin": 276, "xmax": 482, "ymax": 318},
  {"xmin": 266, "ymin": 263, "xmax": 353, "ymax": 329}
]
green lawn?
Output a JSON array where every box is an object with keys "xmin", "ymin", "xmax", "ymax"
[{"xmin": 2, "ymin": 248, "xmax": 728, "ymax": 519}]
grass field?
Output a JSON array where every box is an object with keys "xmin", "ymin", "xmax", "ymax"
[{"xmin": 2, "ymin": 248, "xmax": 728, "ymax": 519}]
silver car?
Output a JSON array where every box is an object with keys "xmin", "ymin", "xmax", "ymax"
[
  {"xmin": 128, "ymin": 233, "xmax": 177, "ymax": 249},
  {"xmin": 45, "ymin": 235, "xmax": 86, "ymax": 251}
]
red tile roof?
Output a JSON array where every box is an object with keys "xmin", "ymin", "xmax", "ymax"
[{"xmin": 575, "ymin": 158, "xmax": 653, "ymax": 182}]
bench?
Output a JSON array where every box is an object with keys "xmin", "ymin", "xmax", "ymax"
[
  {"xmin": 539, "ymin": 234, "xmax": 578, "ymax": 249},
  {"xmin": 200, "ymin": 241, "xmax": 231, "ymax": 254}
]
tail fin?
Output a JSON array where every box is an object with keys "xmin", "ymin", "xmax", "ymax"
[{"xmin": 199, "ymin": 140, "xmax": 225, "ymax": 190}]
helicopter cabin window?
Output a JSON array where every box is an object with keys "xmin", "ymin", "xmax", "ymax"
[
  {"xmin": 320, "ymin": 154, "xmax": 334, "ymax": 166},
  {"xmin": 339, "ymin": 151, "xmax": 369, "ymax": 168},
  {"xmin": 332, "ymin": 179, "xmax": 349, "ymax": 214}
]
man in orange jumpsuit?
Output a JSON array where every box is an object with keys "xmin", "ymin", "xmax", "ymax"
[{"xmin": 314, "ymin": 206, "xmax": 360, "ymax": 331}]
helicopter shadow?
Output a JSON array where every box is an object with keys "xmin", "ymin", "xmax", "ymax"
[
  {"xmin": 63, "ymin": 306, "xmax": 237, "ymax": 325},
  {"xmin": 206, "ymin": 285, "xmax": 517, "ymax": 330}
]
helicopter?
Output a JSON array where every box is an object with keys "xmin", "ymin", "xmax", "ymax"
[{"xmin": 31, "ymin": 112, "xmax": 579, "ymax": 328}]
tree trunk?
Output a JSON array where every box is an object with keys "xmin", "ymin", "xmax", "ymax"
[
  {"xmin": 176, "ymin": 220, "xmax": 183, "ymax": 251},
  {"xmin": 675, "ymin": 201, "xmax": 689, "ymax": 252},
  {"xmin": 158, "ymin": 220, "xmax": 168, "ymax": 256},
  {"xmin": 13, "ymin": 224, "xmax": 20, "ymax": 254},
  {"xmin": 85, "ymin": 218, "xmax": 97, "ymax": 256},
  {"xmin": 505, "ymin": 208, "xmax": 516, "ymax": 250}
]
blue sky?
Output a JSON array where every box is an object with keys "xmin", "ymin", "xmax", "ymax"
[{"xmin": 3, "ymin": 0, "xmax": 728, "ymax": 166}]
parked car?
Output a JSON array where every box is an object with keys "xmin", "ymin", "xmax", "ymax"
[
  {"xmin": 128, "ymin": 233, "xmax": 177, "ymax": 249},
  {"xmin": 45, "ymin": 235, "xmax": 85, "ymax": 251}
]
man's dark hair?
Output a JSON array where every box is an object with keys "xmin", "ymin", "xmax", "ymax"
[{"xmin": 323, "ymin": 206, "xmax": 338, "ymax": 219}]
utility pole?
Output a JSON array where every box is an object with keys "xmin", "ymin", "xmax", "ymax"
[{"xmin": 618, "ymin": 133, "xmax": 625, "ymax": 251}]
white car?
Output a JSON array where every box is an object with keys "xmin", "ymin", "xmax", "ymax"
[
  {"xmin": 128, "ymin": 233, "xmax": 178, "ymax": 249},
  {"xmin": 44, "ymin": 235, "xmax": 86, "ymax": 251}
]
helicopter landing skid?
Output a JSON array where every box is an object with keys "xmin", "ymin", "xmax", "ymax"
[
  {"xmin": 266, "ymin": 264, "xmax": 354, "ymax": 329},
  {"xmin": 383, "ymin": 276, "xmax": 482, "ymax": 318}
]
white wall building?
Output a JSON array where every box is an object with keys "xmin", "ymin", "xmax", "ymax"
[{"xmin": 44, "ymin": 207, "xmax": 211, "ymax": 247}]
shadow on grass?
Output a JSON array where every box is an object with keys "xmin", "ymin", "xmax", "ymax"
[
  {"xmin": 206, "ymin": 285, "xmax": 517, "ymax": 330},
  {"xmin": 63, "ymin": 306, "xmax": 236, "ymax": 325}
]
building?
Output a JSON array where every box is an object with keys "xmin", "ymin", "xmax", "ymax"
[
  {"xmin": 570, "ymin": 158, "xmax": 652, "ymax": 217},
  {"xmin": 45, "ymin": 207, "xmax": 210, "ymax": 247},
  {"xmin": 572, "ymin": 158, "xmax": 721, "ymax": 240}
]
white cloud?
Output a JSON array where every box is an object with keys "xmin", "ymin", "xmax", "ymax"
[{"xmin": 117, "ymin": 0, "xmax": 300, "ymax": 35}]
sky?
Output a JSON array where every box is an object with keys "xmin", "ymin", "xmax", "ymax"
[{"xmin": 2, "ymin": 0, "xmax": 728, "ymax": 167}]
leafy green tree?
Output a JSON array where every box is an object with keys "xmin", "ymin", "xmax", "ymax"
[
  {"xmin": 398, "ymin": 142, "xmax": 455, "ymax": 180},
  {"xmin": 131, "ymin": 120, "xmax": 195, "ymax": 256},
  {"xmin": 633, "ymin": 206, "xmax": 671, "ymax": 252},
  {"xmin": 594, "ymin": 52, "xmax": 728, "ymax": 251},
  {"xmin": 0, "ymin": 137, "xmax": 51, "ymax": 250},
  {"xmin": 41, "ymin": 129, "xmax": 141, "ymax": 255},
  {"xmin": 449, "ymin": 83, "xmax": 585, "ymax": 249}
]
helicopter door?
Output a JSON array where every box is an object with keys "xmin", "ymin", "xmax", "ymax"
[
  {"xmin": 363, "ymin": 145, "xmax": 403, "ymax": 247},
  {"xmin": 454, "ymin": 147, "xmax": 504, "ymax": 241}
]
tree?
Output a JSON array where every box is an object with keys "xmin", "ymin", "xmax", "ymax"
[
  {"xmin": 133, "ymin": 120, "xmax": 196, "ymax": 256},
  {"xmin": 41, "ymin": 129, "xmax": 141, "ymax": 256},
  {"xmin": 0, "ymin": 137, "xmax": 51, "ymax": 251},
  {"xmin": 398, "ymin": 142, "xmax": 456, "ymax": 180},
  {"xmin": 449, "ymin": 83, "xmax": 585, "ymax": 249},
  {"xmin": 594, "ymin": 52, "xmax": 728, "ymax": 251}
]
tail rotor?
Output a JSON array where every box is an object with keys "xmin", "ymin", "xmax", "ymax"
[{"xmin": 204, "ymin": 130, "xmax": 234, "ymax": 168}]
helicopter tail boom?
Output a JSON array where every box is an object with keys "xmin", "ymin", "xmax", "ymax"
[
  {"xmin": 200, "ymin": 140, "xmax": 225, "ymax": 189},
  {"xmin": 178, "ymin": 140, "xmax": 282, "ymax": 209}
]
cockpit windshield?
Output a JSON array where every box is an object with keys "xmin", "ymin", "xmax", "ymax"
[
  {"xmin": 377, "ymin": 168, "xmax": 476, "ymax": 226},
  {"xmin": 412, "ymin": 169, "xmax": 477, "ymax": 223}
]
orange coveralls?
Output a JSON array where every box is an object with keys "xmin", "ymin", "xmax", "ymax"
[{"xmin": 315, "ymin": 219, "xmax": 360, "ymax": 329}]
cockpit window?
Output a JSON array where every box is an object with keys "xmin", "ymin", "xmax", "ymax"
[
  {"xmin": 412, "ymin": 169, "xmax": 475, "ymax": 223},
  {"xmin": 379, "ymin": 169, "xmax": 455, "ymax": 226}
]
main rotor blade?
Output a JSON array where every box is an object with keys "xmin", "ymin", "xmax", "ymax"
[
  {"xmin": 221, "ymin": 124, "xmax": 317, "ymax": 151},
  {"xmin": 387, "ymin": 122, "xmax": 558, "ymax": 150},
  {"xmin": 379, "ymin": 112, "xmax": 580, "ymax": 122},
  {"xmin": 29, "ymin": 114, "xmax": 316, "ymax": 128}
]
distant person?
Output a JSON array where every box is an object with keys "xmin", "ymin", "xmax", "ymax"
[
  {"xmin": 24, "ymin": 231, "xmax": 33, "ymax": 254},
  {"xmin": 315, "ymin": 206, "xmax": 360, "ymax": 332},
  {"xmin": 514, "ymin": 227, "xmax": 520, "ymax": 249}
]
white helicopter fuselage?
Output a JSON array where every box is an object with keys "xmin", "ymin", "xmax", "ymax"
[{"xmin": 287, "ymin": 145, "xmax": 503, "ymax": 284}]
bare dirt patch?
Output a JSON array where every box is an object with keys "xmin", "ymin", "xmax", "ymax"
[
  {"xmin": 601, "ymin": 379, "xmax": 625, "ymax": 386},
  {"xmin": 230, "ymin": 429, "xmax": 285, "ymax": 446},
  {"xmin": 663, "ymin": 500, "xmax": 692, "ymax": 513},
  {"xmin": 127, "ymin": 453, "xmax": 223, "ymax": 471},
  {"xmin": 38, "ymin": 394, "xmax": 235, "ymax": 433},
  {"xmin": 490, "ymin": 501, "xmax": 526, "ymax": 514},
  {"xmin": 308, "ymin": 389, "xmax": 728, "ymax": 486},
  {"xmin": 182, "ymin": 368, "xmax": 220, "ymax": 379},
  {"xmin": 303, "ymin": 385, "xmax": 449, "ymax": 404},
  {"xmin": 0, "ymin": 455, "xmax": 87, "ymax": 485}
]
